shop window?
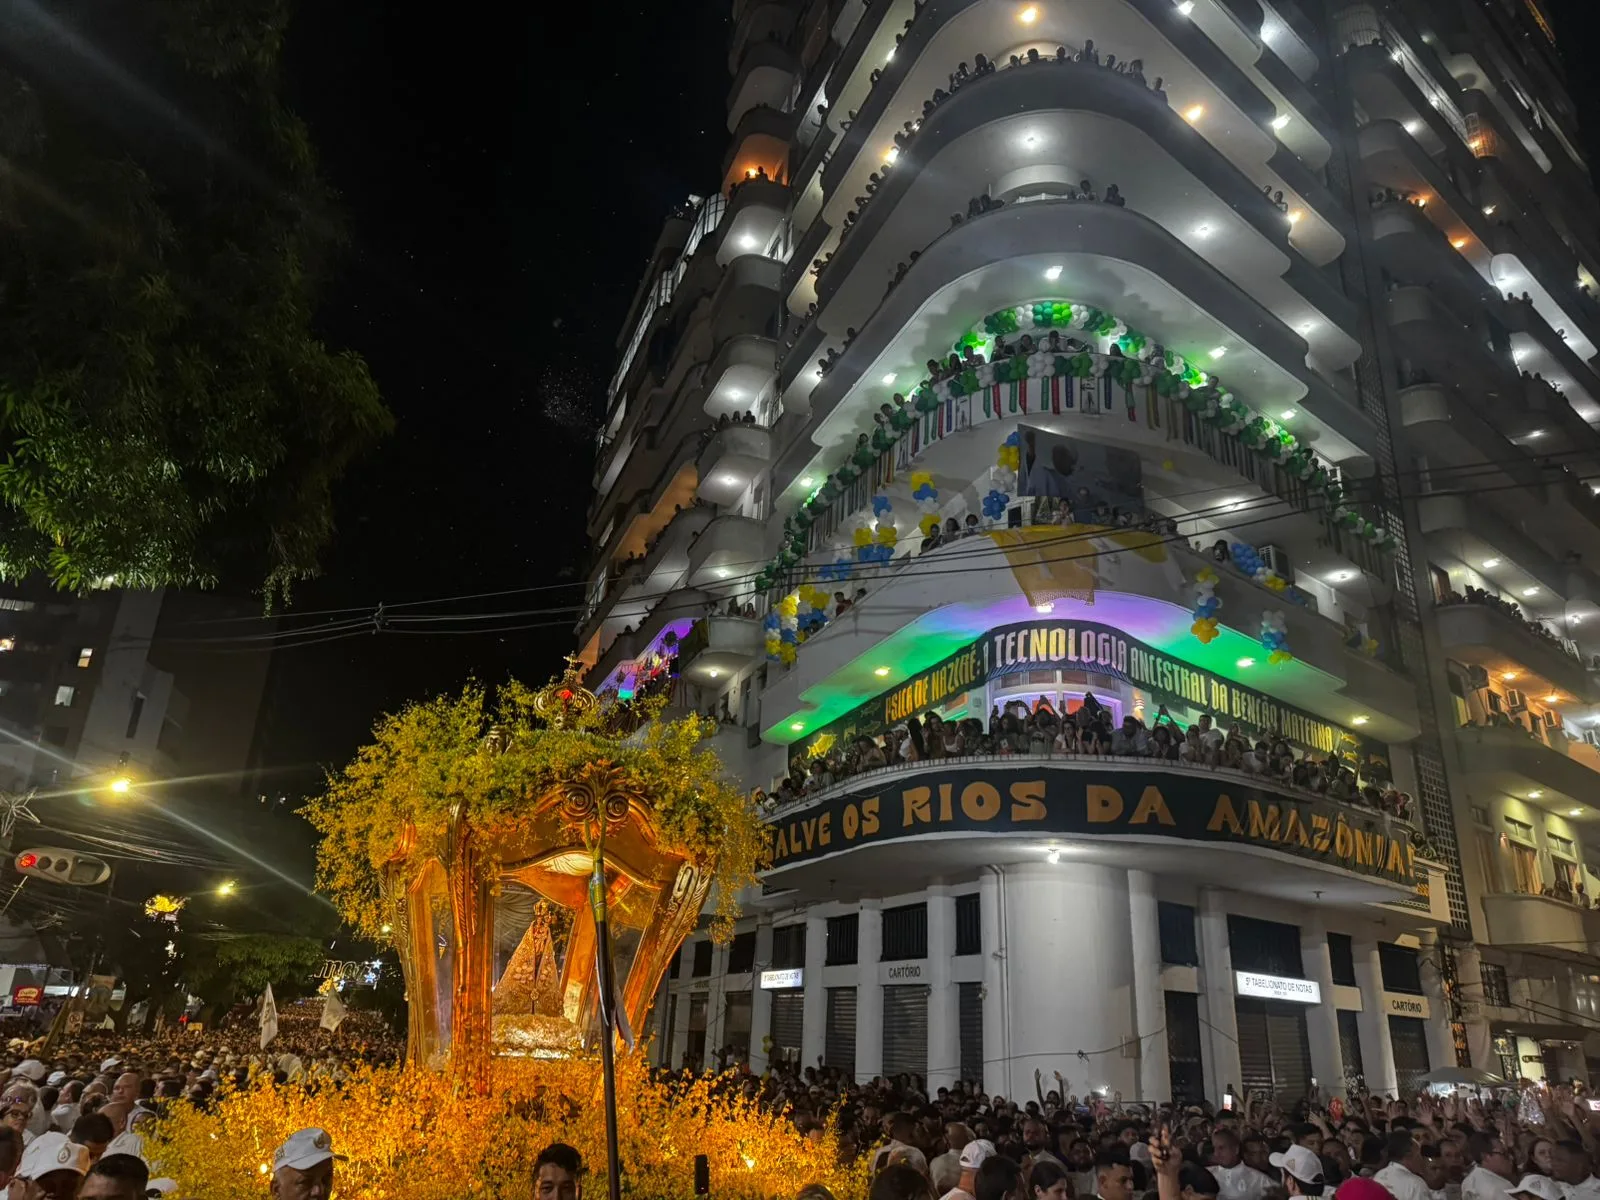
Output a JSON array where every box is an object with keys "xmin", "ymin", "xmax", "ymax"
[
  {"xmin": 1227, "ymin": 915, "xmax": 1304, "ymax": 978},
  {"xmin": 1482, "ymin": 962, "xmax": 1511, "ymax": 1007},
  {"xmin": 954, "ymin": 894, "xmax": 981, "ymax": 955},
  {"xmin": 826, "ymin": 914, "xmax": 858, "ymax": 965},
  {"xmin": 1159, "ymin": 903, "xmax": 1199, "ymax": 966},
  {"xmin": 1379, "ymin": 942, "xmax": 1423, "ymax": 994},
  {"xmin": 1327, "ymin": 933, "xmax": 1357, "ymax": 987},
  {"xmin": 1337, "ymin": 1009, "xmax": 1365, "ymax": 1092},
  {"xmin": 881, "ymin": 903, "xmax": 928, "ymax": 961},
  {"xmin": 771, "ymin": 923, "xmax": 806, "ymax": 970},
  {"xmin": 728, "ymin": 930, "xmax": 756, "ymax": 974}
]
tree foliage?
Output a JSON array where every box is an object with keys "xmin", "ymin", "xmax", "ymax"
[
  {"xmin": 180, "ymin": 931, "xmax": 325, "ymax": 1011},
  {"xmin": 303, "ymin": 682, "xmax": 770, "ymax": 941},
  {"xmin": 0, "ymin": 0, "xmax": 391, "ymax": 595}
]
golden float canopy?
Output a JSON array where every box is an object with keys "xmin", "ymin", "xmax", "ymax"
[{"xmin": 307, "ymin": 662, "xmax": 765, "ymax": 1086}]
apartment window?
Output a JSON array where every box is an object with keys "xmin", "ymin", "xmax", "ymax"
[
  {"xmin": 1471, "ymin": 805, "xmax": 1492, "ymax": 828},
  {"xmin": 1552, "ymin": 857, "xmax": 1580, "ymax": 893},
  {"xmin": 1482, "ymin": 962, "xmax": 1512, "ymax": 1008},
  {"xmin": 1550, "ymin": 833, "xmax": 1576, "ymax": 859},
  {"xmin": 125, "ymin": 693, "xmax": 145, "ymax": 739},
  {"xmin": 881, "ymin": 902, "xmax": 928, "ymax": 961},
  {"xmin": 727, "ymin": 930, "xmax": 756, "ymax": 974},
  {"xmin": 1508, "ymin": 838, "xmax": 1542, "ymax": 896},
  {"xmin": 1379, "ymin": 942, "xmax": 1423, "ymax": 994},
  {"xmin": 76, "ymin": 648, "xmax": 93, "ymax": 669},
  {"xmin": 1227, "ymin": 915, "xmax": 1303, "ymax": 978},
  {"xmin": 954, "ymin": 893, "xmax": 981, "ymax": 955},
  {"xmin": 1429, "ymin": 565, "xmax": 1451, "ymax": 604},
  {"xmin": 825, "ymin": 914, "xmax": 859, "ymax": 966},
  {"xmin": 1506, "ymin": 817, "xmax": 1534, "ymax": 840},
  {"xmin": 1327, "ymin": 932, "xmax": 1358, "ymax": 987},
  {"xmin": 1159, "ymin": 902, "xmax": 1199, "ymax": 966},
  {"xmin": 771, "ymin": 923, "xmax": 806, "ymax": 971},
  {"xmin": 53, "ymin": 686, "xmax": 74, "ymax": 707},
  {"xmin": 1476, "ymin": 830, "xmax": 1503, "ymax": 894},
  {"xmin": 691, "ymin": 940, "xmax": 713, "ymax": 978}
]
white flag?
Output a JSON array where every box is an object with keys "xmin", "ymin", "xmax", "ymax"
[
  {"xmin": 259, "ymin": 983, "xmax": 278, "ymax": 1049},
  {"xmin": 320, "ymin": 988, "xmax": 347, "ymax": 1032}
]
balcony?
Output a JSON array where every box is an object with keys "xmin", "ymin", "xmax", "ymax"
[
  {"xmin": 695, "ymin": 425, "xmax": 772, "ymax": 506},
  {"xmin": 687, "ymin": 515, "xmax": 767, "ymax": 590},
  {"xmin": 676, "ymin": 615, "xmax": 767, "ymax": 685},
  {"xmin": 722, "ymin": 104, "xmax": 795, "ymax": 192},
  {"xmin": 762, "ymin": 756, "xmax": 1420, "ymax": 906},
  {"xmin": 1435, "ymin": 601, "xmax": 1597, "ymax": 704},
  {"xmin": 1453, "ymin": 724, "xmax": 1600, "ymax": 810},
  {"xmin": 718, "ymin": 177, "xmax": 790, "ymax": 266},
  {"xmin": 1480, "ymin": 892, "xmax": 1600, "ymax": 963},
  {"xmin": 728, "ymin": 39, "xmax": 799, "ymax": 131},
  {"xmin": 589, "ymin": 586, "xmax": 714, "ymax": 696}
]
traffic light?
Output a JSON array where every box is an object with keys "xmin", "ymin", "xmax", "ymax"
[{"xmin": 13, "ymin": 847, "xmax": 111, "ymax": 887}]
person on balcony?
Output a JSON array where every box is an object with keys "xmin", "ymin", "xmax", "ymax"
[{"xmin": 1111, "ymin": 715, "xmax": 1150, "ymax": 756}]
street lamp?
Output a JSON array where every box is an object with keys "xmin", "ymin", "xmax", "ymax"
[{"xmin": 216, "ymin": 880, "xmax": 236, "ymax": 898}]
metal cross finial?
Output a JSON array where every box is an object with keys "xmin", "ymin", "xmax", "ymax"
[{"xmin": 0, "ymin": 791, "xmax": 39, "ymax": 841}]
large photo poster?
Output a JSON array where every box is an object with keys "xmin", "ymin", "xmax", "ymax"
[{"xmin": 1017, "ymin": 425, "xmax": 1144, "ymax": 515}]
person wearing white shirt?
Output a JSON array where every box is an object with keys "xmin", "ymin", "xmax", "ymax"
[
  {"xmin": 1511, "ymin": 1176, "xmax": 1566, "ymax": 1200},
  {"xmin": 1210, "ymin": 1129, "xmax": 1273, "ymax": 1200},
  {"xmin": 940, "ymin": 1138, "xmax": 995, "ymax": 1200},
  {"xmin": 1553, "ymin": 1143, "xmax": 1600, "ymax": 1200},
  {"xmin": 1376, "ymin": 1133, "xmax": 1438, "ymax": 1200},
  {"xmin": 930, "ymin": 1124, "xmax": 974, "ymax": 1197},
  {"xmin": 1462, "ymin": 1133, "xmax": 1518, "ymax": 1200}
]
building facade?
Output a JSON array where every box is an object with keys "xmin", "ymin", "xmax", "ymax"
[{"xmin": 581, "ymin": 0, "xmax": 1600, "ymax": 1098}]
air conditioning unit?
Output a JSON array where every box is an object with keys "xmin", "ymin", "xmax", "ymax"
[
  {"xmin": 1467, "ymin": 665, "xmax": 1491, "ymax": 690},
  {"xmin": 1506, "ymin": 689, "xmax": 1527, "ymax": 711},
  {"xmin": 1585, "ymin": 728, "xmax": 1600, "ymax": 748},
  {"xmin": 1258, "ymin": 544, "xmax": 1295, "ymax": 580}
]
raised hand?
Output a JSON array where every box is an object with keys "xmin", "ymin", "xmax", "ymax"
[{"xmin": 1150, "ymin": 1125, "xmax": 1180, "ymax": 1178}]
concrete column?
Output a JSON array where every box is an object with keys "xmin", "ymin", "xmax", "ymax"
[
  {"xmin": 1128, "ymin": 870, "xmax": 1170, "ymax": 1103},
  {"xmin": 1353, "ymin": 937, "xmax": 1398, "ymax": 1096},
  {"xmin": 750, "ymin": 920, "xmax": 774, "ymax": 1075},
  {"xmin": 1300, "ymin": 917, "xmax": 1347, "ymax": 1099},
  {"xmin": 668, "ymin": 943, "xmax": 689, "ymax": 1069},
  {"xmin": 1197, "ymin": 888, "xmax": 1241, "ymax": 1105},
  {"xmin": 998, "ymin": 863, "xmax": 1136, "ymax": 1099},
  {"xmin": 705, "ymin": 940, "xmax": 730, "ymax": 1071},
  {"xmin": 926, "ymin": 886, "xmax": 959, "ymax": 1093},
  {"xmin": 855, "ymin": 901, "xmax": 884, "ymax": 1083},
  {"xmin": 1455, "ymin": 943, "xmax": 1496, "ymax": 1072},
  {"xmin": 800, "ymin": 914, "xmax": 827, "ymax": 1073},
  {"xmin": 1417, "ymin": 931, "xmax": 1460, "ymax": 1072},
  {"xmin": 980, "ymin": 870, "xmax": 1008, "ymax": 1098}
]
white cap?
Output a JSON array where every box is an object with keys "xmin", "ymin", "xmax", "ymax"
[
  {"xmin": 17, "ymin": 1132, "xmax": 90, "ymax": 1179},
  {"xmin": 148, "ymin": 1181, "xmax": 178, "ymax": 1196},
  {"xmin": 44, "ymin": 1070, "xmax": 65, "ymax": 1087},
  {"xmin": 1270, "ymin": 1145, "xmax": 1326, "ymax": 1186},
  {"xmin": 1512, "ymin": 1177, "xmax": 1564, "ymax": 1200},
  {"xmin": 960, "ymin": 1139, "xmax": 997, "ymax": 1170},
  {"xmin": 99, "ymin": 1058, "xmax": 121, "ymax": 1072},
  {"xmin": 10, "ymin": 1059, "xmax": 45, "ymax": 1082},
  {"xmin": 273, "ymin": 1127, "xmax": 342, "ymax": 1173}
]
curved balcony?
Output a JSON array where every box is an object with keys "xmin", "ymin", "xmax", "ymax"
[
  {"xmin": 677, "ymin": 615, "xmax": 767, "ymax": 685},
  {"xmin": 1434, "ymin": 601, "xmax": 1598, "ymax": 705},
  {"xmin": 1342, "ymin": 43, "xmax": 1473, "ymax": 166},
  {"xmin": 1480, "ymin": 892, "xmax": 1600, "ymax": 964},
  {"xmin": 718, "ymin": 177, "xmax": 790, "ymax": 266},
  {"xmin": 722, "ymin": 105, "xmax": 795, "ymax": 193},
  {"xmin": 1415, "ymin": 494, "xmax": 1570, "ymax": 603},
  {"xmin": 823, "ymin": 0, "xmax": 1280, "ymax": 219},
  {"xmin": 1384, "ymin": 285, "xmax": 1508, "ymax": 392},
  {"xmin": 1453, "ymin": 724, "xmax": 1600, "ymax": 812},
  {"xmin": 1500, "ymin": 300, "xmax": 1600, "ymax": 419},
  {"xmin": 729, "ymin": 39, "xmax": 800, "ymax": 131},
  {"xmin": 695, "ymin": 425, "xmax": 773, "ymax": 506},
  {"xmin": 1488, "ymin": 226, "xmax": 1600, "ymax": 371},
  {"xmin": 687, "ymin": 515, "xmax": 767, "ymax": 590},
  {"xmin": 804, "ymin": 197, "xmax": 1374, "ymax": 459},
  {"xmin": 578, "ymin": 504, "xmax": 714, "ymax": 650},
  {"xmin": 703, "ymin": 331, "xmax": 778, "ymax": 418},
  {"xmin": 1368, "ymin": 200, "xmax": 1497, "ymax": 308},
  {"xmin": 589, "ymin": 586, "xmax": 714, "ymax": 696},
  {"xmin": 1358, "ymin": 120, "xmax": 1492, "ymax": 247},
  {"xmin": 761, "ymin": 533, "xmax": 1417, "ymax": 748},
  {"xmin": 762, "ymin": 757, "xmax": 1419, "ymax": 906}
]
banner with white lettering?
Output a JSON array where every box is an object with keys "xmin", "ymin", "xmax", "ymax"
[{"xmin": 765, "ymin": 765, "xmax": 1415, "ymax": 885}]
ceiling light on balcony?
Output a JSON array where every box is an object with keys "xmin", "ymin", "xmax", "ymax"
[
  {"xmin": 1482, "ymin": 558, "xmax": 1502, "ymax": 568},
  {"xmin": 1287, "ymin": 209, "xmax": 1304, "ymax": 225},
  {"xmin": 1176, "ymin": 0, "xmax": 1194, "ymax": 13},
  {"xmin": 1331, "ymin": 570, "xmax": 1353, "ymax": 582},
  {"xmin": 707, "ymin": 667, "xmax": 721, "ymax": 678},
  {"xmin": 1404, "ymin": 120, "xmax": 1421, "ymax": 134},
  {"xmin": 1513, "ymin": 349, "xmax": 1527, "ymax": 362},
  {"xmin": 1351, "ymin": 715, "xmax": 1370, "ymax": 725},
  {"xmin": 1451, "ymin": 237, "xmax": 1468, "ymax": 249},
  {"xmin": 1528, "ymin": 428, "xmax": 1546, "ymax": 438},
  {"xmin": 1044, "ymin": 265, "xmax": 1064, "ymax": 281},
  {"xmin": 1022, "ymin": 132, "xmax": 1040, "ymax": 148},
  {"xmin": 1270, "ymin": 114, "xmax": 1290, "ymax": 131},
  {"xmin": 873, "ymin": 666, "xmax": 891, "ymax": 677},
  {"xmin": 1483, "ymin": 204, "xmax": 1497, "ymax": 216},
  {"xmin": 1298, "ymin": 321, "xmax": 1317, "ymax": 334},
  {"xmin": 714, "ymin": 566, "xmax": 732, "ymax": 578},
  {"xmin": 885, "ymin": 47, "xmax": 896, "ymax": 62},
  {"xmin": 1529, "ymin": 789, "xmax": 1544, "ymax": 798},
  {"xmin": 1236, "ymin": 657, "xmax": 1256, "ymax": 668},
  {"xmin": 881, "ymin": 372, "xmax": 897, "ymax": 385},
  {"xmin": 1502, "ymin": 671, "xmax": 1518, "ymax": 681},
  {"xmin": 718, "ymin": 474, "xmax": 741, "ymax": 487},
  {"xmin": 1544, "ymin": 693, "xmax": 1561, "ymax": 703},
  {"xmin": 884, "ymin": 146, "xmax": 900, "ymax": 165},
  {"xmin": 1193, "ymin": 223, "xmax": 1213, "ymax": 240},
  {"xmin": 738, "ymin": 234, "xmax": 758, "ymax": 251},
  {"xmin": 1523, "ymin": 586, "xmax": 1541, "ymax": 596},
  {"xmin": 1572, "ymin": 808, "xmax": 1584, "ymax": 817},
  {"xmin": 1035, "ymin": 602, "xmax": 1055, "ymax": 614},
  {"xmin": 1390, "ymin": 50, "xmax": 1403, "ymax": 62},
  {"xmin": 790, "ymin": 721, "xmax": 805, "ymax": 732},
  {"xmin": 1184, "ymin": 104, "xmax": 1206, "ymax": 123},
  {"xmin": 1209, "ymin": 346, "xmax": 1227, "ymax": 360},
  {"xmin": 799, "ymin": 475, "xmax": 815, "ymax": 489},
  {"xmin": 1046, "ymin": 847, "xmax": 1062, "ymax": 864},
  {"xmin": 1280, "ymin": 409, "xmax": 1297, "ymax": 420},
  {"xmin": 1018, "ymin": 3, "xmax": 1039, "ymax": 23}
]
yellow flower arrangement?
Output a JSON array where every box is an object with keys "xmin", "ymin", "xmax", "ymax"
[{"xmin": 147, "ymin": 1056, "xmax": 869, "ymax": 1200}]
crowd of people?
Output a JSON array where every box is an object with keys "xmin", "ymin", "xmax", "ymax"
[
  {"xmin": 767, "ymin": 700, "xmax": 1415, "ymax": 822},
  {"xmin": 672, "ymin": 1061, "xmax": 1600, "ymax": 1200},
  {"xmin": 1438, "ymin": 585, "xmax": 1575, "ymax": 660}
]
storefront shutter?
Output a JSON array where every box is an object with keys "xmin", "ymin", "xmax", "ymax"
[
  {"xmin": 1338, "ymin": 1009, "xmax": 1366, "ymax": 1092},
  {"xmin": 1389, "ymin": 1015, "xmax": 1431, "ymax": 1096},
  {"xmin": 959, "ymin": 982, "xmax": 984, "ymax": 1084},
  {"xmin": 1265, "ymin": 1003, "xmax": 1313, "ymax": 1102},
  {"xmin": 769, "ymin": 990, "xmax": 804, "ymax": 1067},
  {"xmin": 825, "ymin": 987, "xmax": 857, "ymax": 1076},
  {"xmin": 882, "ymin": 984, "xmax": 929, "ymax": 1078},
  {"xmin": 1236, "ymin": 998, "xmax": 1275, "ymax": 1095}
]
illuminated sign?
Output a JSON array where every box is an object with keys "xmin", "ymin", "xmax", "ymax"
[
  {"xmin": 766, "ymin": 765, "xmax": 1415, "ymax": 884},
  {"xmin": 759, "ymin": 968, "xmax": 803, "ymax": 990},
  {"xmin": 10, "ymin": 986, "xmax": 41, "ymax": 1007},
  {"xmin": 1236, "ymin": 972, "xmax": 1322, "ymax": 1004},
  {"xmin": 790, "ymin": 619, "xmax": 1366, "ymax": 772}
]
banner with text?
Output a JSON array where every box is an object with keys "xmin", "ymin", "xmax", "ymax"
[
  {"xmin": 789, "ymin": 619, "xmax": 1365, "ymax": 772},
  {"xmin": 766, "ymin": 765, "xmax": 1415, "ymax": 884}
]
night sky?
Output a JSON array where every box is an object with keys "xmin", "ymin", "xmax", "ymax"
[
  {"xmin": 255, "ymin": 2, "xmax": 733, "ymax": 784},
  {"xmin": 253, "ymin": 0, "xmax": 1600, "ymax": 790}
]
